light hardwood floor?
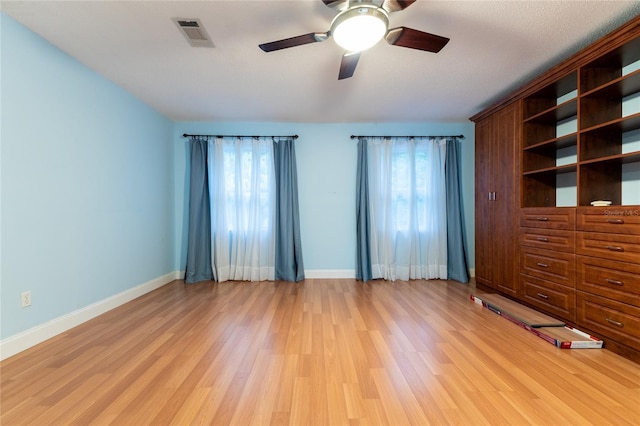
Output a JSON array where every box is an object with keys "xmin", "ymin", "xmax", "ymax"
[{"xmin": 1, "ymin": 279, "xmax": 639, "ymax": 425}]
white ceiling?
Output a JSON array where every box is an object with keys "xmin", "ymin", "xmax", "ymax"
[{"xmin": 2, "ymin": 1, "xmax": 639, "ymax": 123}]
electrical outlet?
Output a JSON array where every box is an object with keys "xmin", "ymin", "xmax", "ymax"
[{"xmin": 21, "ymin": 291, "xmax": 32, "ymax": 308}]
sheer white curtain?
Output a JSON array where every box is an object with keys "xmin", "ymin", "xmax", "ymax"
[
  {"xmin": 208, "ymin": 137, "xmax": 275, "ymax": 282},
  {"xmin": 367, "ymin": 137, "xmax": 447, "ymax": 281}
]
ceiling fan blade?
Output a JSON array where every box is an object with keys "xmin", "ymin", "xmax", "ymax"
[
  {"xmin": 259, "ymin": 32, "xmax": 328, "ymax": 52},
  {"xmin": 338, "ymin": 51, "xmax": 361, "ymax": 80},
  {"xmin": 321, "ymin": 0, "xmax": 348, "ymax": 9},
  {"xmin": 381, "ymin": 0, "xmax": 417, "ymax": 13},
  {"xmin": 385, "ymin": 27, "xmax": 449, "ymax": 52}
]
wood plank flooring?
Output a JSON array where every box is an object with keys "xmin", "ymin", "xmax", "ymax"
[{"xmin": 2, "ymin": 279, "xmax": 639, "ymax": 425}]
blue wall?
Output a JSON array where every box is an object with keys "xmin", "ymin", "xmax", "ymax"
[
  {"xmin": 1, "ymin": 15, "xmax": 175, "ymax": 339},
  {"xmin": 173, "ymin": 122, "xmax": 475, "ymax": 275}
]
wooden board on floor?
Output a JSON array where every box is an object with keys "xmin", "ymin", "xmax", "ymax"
[
  {"xmin": 535, "ymin": 326, "xmax": 604, "ymax": 349},
  {"xmin": 471, "ymin": 294, "xmax": 603, "ymax": 349},
  {"xmin": 472, "ymin": 293, "xmax": 565, "ymax": 327}
]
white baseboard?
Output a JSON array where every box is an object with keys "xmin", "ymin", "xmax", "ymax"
[
  {"xmin": 0, "ymin": 271, "xmax": 182, "ymax": 361},
  {"xmin": 304, "ymin": 269, "xmax": 356, "ymax": 279},
  {"xmin": 469, "ymin": 268, "xmax": 476, "ymax": 277}
]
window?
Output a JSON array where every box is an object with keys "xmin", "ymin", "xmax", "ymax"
[
  {"xmin": 220, "ymin": 141, "xmax": 274, "ymax": 233},
  {"xmin": 389, "ymin": 144, "xmax": 433, "ymax": 232},
  {"xmin": 208, "ymin": 137, "xmax": 276, "ymax": 281},
  {"xmin": 363, "ymin": 137, "xmax": 447, "ymax": 281}
]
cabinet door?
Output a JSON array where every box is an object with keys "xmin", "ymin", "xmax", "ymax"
[
  {"xmin": 475, "ymin": 116, "xmax": 494, "ymax": 288},
  {"xmin": 474, "ymin": 102, "xmax": 520, "ymax": 295},
  {"xmin": 493, "ymin": 103, "xmax": 521, "ymax": 297}
]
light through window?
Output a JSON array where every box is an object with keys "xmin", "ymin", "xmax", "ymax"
[
  {"xmin": 387, "ymin": 142, "xmax": 433, "ymax": 233},
  {"xmin": 218, "ymin": 139, "xmax": 274, "ymax": 234}
]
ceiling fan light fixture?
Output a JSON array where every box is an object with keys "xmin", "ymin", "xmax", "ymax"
[{"xmin": 331, "ymin": 5, "xmax": 388, "ymax": 52}]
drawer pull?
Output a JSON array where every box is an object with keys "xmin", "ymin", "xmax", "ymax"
[
  {"xmin": 605, "ymin": 245, "xmax": 624, "ymax": 252},
  {"xmin": 536, "ymin": 217, "xmax": 549, "ymax": 222},
  {"xmin": 605, "ymin": 278, "xmax": 624, "ymax": 286},
  {"xmin": 536, "ymin": 262, "xmax": 549, "ymax": 268},
  {"xmin": 536, "ymin": 237, "xmax": 549, "ymax": 242},
  {"xmin": 536, "ymin": 293, "xmax": 549, "ymax": 300},
  {"xmin": 605, "ymin": 318, "xmax": 624, "ymax": 328},
  {"xmin": 607, "ymin": 219, "xmax": 625, "ymax": 224}
]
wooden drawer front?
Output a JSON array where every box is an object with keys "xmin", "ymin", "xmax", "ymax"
[
  {"xmin": 576, "ymin": 292, "xmax": 640, "ymax": 351},
  {"xmin": 521, "ymin": 208, "xmax": 575, "ymax": 230},
  {"xmin": 520, "ymin": 228, "xmax": 574, "ymax": 253},
  {"xmin": 520, "ymin": 274, "xmax": 575, "ymax": 321},
  {"xmin": 520, "ymin": 247, "xmax": 575, "ymax": 287},
  {"xmin": 576, "ymin": 256, "xmax": 640, "ymax": 306},
  {"xmin": 576, "ymin": 232, "xmax": 640, "ymax": 263},
  {"xmin": 577, "ymin": 207, "xmax": 640, "ymax": 235}
]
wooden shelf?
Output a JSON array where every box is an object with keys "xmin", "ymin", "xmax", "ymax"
[
  {"xmin": 524, "ymin": 99, "xmax": 578, "ymax": 124},
  {"xmin": 579, "ymin": 36, "xmax": 640, "ymax": 93},
  {"xmin": 524, "ymin": 133, "xmax": 577, "ymax": 151},
  {"xmin": 580, "ymin": 112, "xmax": 640, "ymax": 135},
  {"xmin": 580, "ymin": 68, "xmax": 640, "ymax": 99},
  {"xmin": 523, "ymin": 72, "xmax": 577, "ymax": 119},
  {"xmin": 523, "ymin": 137, "xmax": 577, "ymax": 173},
  {"xmin": 579, "ymin": 151, "xmax": 640, "ymax": 167},
  {"xmin": 523, "ymin": 164, "xmax": 577, "ymax": 177}
]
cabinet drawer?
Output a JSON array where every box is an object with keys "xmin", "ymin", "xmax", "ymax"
[
  {"xmin": 576, "ymin": 256, "xmax": 640, "ymax": 306},
  {"xmin": 521, "ymin": 207, "xmax": 575, "ymax": 230},
  {"xmin": 576, "ymin": 292, "xmax": 640, "ymax": 351},
  {"xmin": 577, "ymin": 207, "xmax": 640, "ymax": 235},
  {"xmin": 520, "ymin": 274, "xmax": 575, "ymax": 321},
  {"xmin": 520, "ymin": 247, "xmax": 575, "ymax": 287},
  {"xmin": 576, "ymin": 232, "xmax": 640, "ymax": 263},
  {"xmin": 520, "ymin": 228, "xmax": 575, "ymax": 253}
]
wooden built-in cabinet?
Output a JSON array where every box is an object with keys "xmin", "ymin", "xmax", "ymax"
[{"xmin": 472, "ymin": 15, "xmax": 640, "ymax": 362}]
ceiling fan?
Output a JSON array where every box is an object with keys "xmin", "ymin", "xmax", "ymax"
[{"xmin": 258, "ymin": 0, "xmax": 450, "ymax": 80}]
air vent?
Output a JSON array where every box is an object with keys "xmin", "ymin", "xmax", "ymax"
[{"xmin": 172, "ymin": 18, "xmax": 214, "ymax": 48}]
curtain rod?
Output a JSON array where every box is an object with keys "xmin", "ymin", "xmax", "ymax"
[
  {"xmin": 183, "ymin": 133, "xmax": 298, "ymax": 139},
  {"xmin": 350, "ymin": 134, "xmax": 465, "ymax": 140}
]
